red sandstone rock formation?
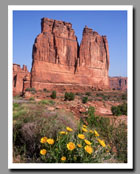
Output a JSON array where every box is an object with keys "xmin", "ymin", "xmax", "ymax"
[
  {"xmin": 30, "ymin": 18, "xmax": 110, "ymax": 90},
  {"xmin": 13, "ymin": 64, "xmax": 30, "ymax": 95},
  {"xmin": 109, "ymin": 77, "xmax": 127, "ymax": 91}
]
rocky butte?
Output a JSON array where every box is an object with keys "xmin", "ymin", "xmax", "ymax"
[
  {"xmin": 109, "ymin": 77, "xmax": 127, "ymax": 91},
  {"xmin": 13, "ymin": 17, "xmax": 110, "ymax": 94}
]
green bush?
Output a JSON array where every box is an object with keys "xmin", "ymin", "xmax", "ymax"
[
  {"xmin": 82, "ymin": 96, "xmax": 88, "ymax": 104},
  {"xmin": 25, "ymin": 88, "xmax": 36, "ymax": 92},
  {"xmin": 86, "ymin": 106, "xmax": 95, "ymax": 127},
  {"xmin": 122, "ymin": 94, "xmax": 127, "ymax": 100},
  {"xmin": 69, "ymin": 92, "xmax": 75, "ymax": 101},
  {"xmin": 111, "ymin": 103, "xmax": 127, "ymax": 116},
  {"xmin": 64, "ymin": 92, "xmax": 75, "ymax": 101},
  {"xmin": 51, "ymin": 91, "xmax": 56, "ymax": 99}
]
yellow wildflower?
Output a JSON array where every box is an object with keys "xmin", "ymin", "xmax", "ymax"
[
  {"xmin": 94, "ymin": 130, "xmax": 99, "ymax": 137},
  {"xmin": 59, "ymin": 131, "xmax": 68, "ymax": 135},
  {"xmin": 89, "ymin": 130, "xmax": 94, "ymax": 133},
  {"xmin": 61, "ymin": 156, "xmax": 66, "ymax": 161},
  {"xmin": 40, "ymin": 149, "xmax": 47, "ymax": 155},
  {"xmin": 78, "ymin": 134, "xmax": 85, "ymax": 140},
  {"xmin": 66, "ymin": 127, "xmax": 73, "ymax": 132},
  {"xmin": 82, "ymin": 128, "xmax": 88, "ymax": 132},
  {"xmin": 83, "ymin": 125, "xmax": 87, "ymax": 128},
  {"xmin": 67, "ymin": 142, "xmax": 75, "ymax": 151},
  {"xmin": 40, "ymin": 137, "xmax": 47, "ymax": 143},
  {"xmin": 106, "ymin": 150, "xmax": 109, "ymax": 153},
  {"xmin": 84, "ymin": 139, "xmax": 92, "ymax": 145},
  {"xmin": 97, "ymin": 138, "xmax": 106, "ymax": 147},
  {"xmin": 84, "ymin": 145, "xmax": 93, "ymax": 154},
  {"xmin": 77, "ymin": 144, "xmax": 82, "ymax": 148},
  {"xmin": 47, "ymin": 138, "xmax": 55, "ymax": 145}
]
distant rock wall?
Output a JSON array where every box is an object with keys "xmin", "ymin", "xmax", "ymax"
[
  {"xmin": 109, "ymin": 77, "xmax": 127, "ymax": 91},
  {"xmin": 13, "ymin": 64, "xmax": 30, "ymax": 95},
  {"xmin": 30, "ymin": 17, "xmax": 110, "ymax": 90}
]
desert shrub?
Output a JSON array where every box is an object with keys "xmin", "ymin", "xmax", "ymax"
[
  {"xmin": 38, "ymin": 100, "xmax": 55, "ymax": 105},
  {"xmin": 122, "ymin": 94, "xmax": 127, "ymax": 100},
  {"xmin": 25, "ymin": 88, "xmax": 36, "ymax": 93},
  {"xmin": 85, "ymin": 92, "xmax": 91, "ymax": 96},
  {"xmin": 80, "ymin": 106, "xmax": 127, "ymax": 163},
  {"xmin": 82, "ymin": 96, "xmax": 88, "ymax": 104},
  {"xmin": 85, "ymin": 106, "xmax": 95, "ymax": 127},
  {"xmin": 29, "ymin": 97, "xmax": 35, "ymax": 101},
  {"xmin": 111, "ymin": 103, "xmax": 127, "ymax": 116},
  {"xmin": 69, "ymin": 92, "xmax": 75, "ymax": 101},
  {"xmin": 96, "ymin": 93, "xmax": 104, "ymax": 97},
  {"xmin": 13, "ymin": 103, "xmax": 27, "ymax": 119},
  {"xmin": 13, "ymin": 104, "xmax": 79, "ymax": 162},
  {"xmin": 113, "ymin": 123, "xmax": 127, "ymax": 162},
  {"xmin": 64, "ymin": 92, "xmax": 75, "ymax": 101},
  {"xmin": 51, "ymin": 91, "xmax": 56, "ymax": 99},
  {"xmin": 13, "ymin": 103, "xmax": 20, "ymax": 109}
]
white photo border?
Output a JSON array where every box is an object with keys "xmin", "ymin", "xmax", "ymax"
[{"xmin": 8, "ymin": 5, "xmax": 133, "ymax": 169}]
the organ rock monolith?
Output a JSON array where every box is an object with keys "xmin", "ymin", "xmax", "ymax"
[{"xmin": 30, "ymin": 18, "xmax": 110, "ymax": 91}]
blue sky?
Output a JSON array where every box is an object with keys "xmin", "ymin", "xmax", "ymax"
[{"xmin": 13, "ymin": 10, "xmax": 127, "ymax": 77}]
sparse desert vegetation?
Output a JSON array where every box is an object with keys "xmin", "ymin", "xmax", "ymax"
[{"xmin": 13, "ymin": 89, "xmax": 127, "ymax": 163}]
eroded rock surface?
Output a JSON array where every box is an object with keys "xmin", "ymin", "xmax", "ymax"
[
  {"xmin": 109, "ymin": 77, "xmax": 127, "ymax": 91},
  {"xmin": 13, "ymin": 64, "xmax": 30, "ymax": 95},
  {"xmin": 31, "ymin": 18, "xmax": 110, "ymax": 90}
]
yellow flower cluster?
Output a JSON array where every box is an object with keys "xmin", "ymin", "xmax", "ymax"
[
  {"xmin": 97, "ymin": 138, "xmax": 106, "ymax": 147},
  {"xmin": 83, "ymin": 125, "xmax": 87, "ymax": 128},
  {"xmin": 40, "ymin": 137, "xmax": 47, "ymax": 143},
  {"xmin": 84, "ymin": 139, "xmax": 92, "ymax": 145},
  {"xmin": 61, "ymin": 156, "xmax": 66, "ymax": 161},
  {"xmin": 40, "ymin": 149, "xmax": 47, "ymax": 155},
  {"xmin": 66, "ymin": 127, "xmax": 73, "ymax": 132},
  {"xmin": 47, "ymin": 138, "xmax": 55, "ymax": 145},
  {"xmin": 59, "ymin": 131, "xmax": 68, "ymax": 135},
  {"xmin": 94, "ymin": 130, "xmax": 99, "ymax": 137},
  {"xmin": 84, "ymin": 145, "xmax": 93, "ymax": 154},
  {"xmin": 78, "ymin": 134, "xmax": 85, "ymax": 140},
  {"xmin": 77, "ymin": 144, "xmax": 82, "ymax": 148},
  {"xmin": 67, "ymin": 142, "xmax": 75, "ymax": 151},
  {"xmin": 82, "ymin": 127, "xmax": 88, "ymax": 132}
]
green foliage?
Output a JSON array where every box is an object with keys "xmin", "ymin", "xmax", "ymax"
[
  {"xmin": 51, "ymin": 91, "xmax": 57, "ymax": 99},
  {"xmin": 86, "ymin": 106, "xmax": 95, "ymax": 127},
  {"xmin": 25, "ymin": 88, "xmax": 36, "ymax": 92},
  {"xmin": 29, "ymin": 97, "xmax": 35, "ymax": 101},
  {"xmin": 111, "ymin": 103, "xmax": 127, "ymax": 116},
  {"xmin": 64, "ymin": 92, "xmax": 75, "ymax": 101},
  {"xmin": 122, "ymin": 94, "xmax": 127, "ymax": 100},
  {"xmin": 13, "ymin": 103, "xmax": 27, "ymax": 119},
  {"xmin": 82, "ymin": 96, "xmax": 88, "ymax": 104},
  {"xmin": 38, "ymin": 100, "xmax": 55, "ymax": 105}
]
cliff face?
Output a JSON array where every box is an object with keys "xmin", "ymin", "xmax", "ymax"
[
  {"xmin": 13, "ymin": 64, "xmax": 30, "ymax": 95},
  {"xmin": 30, "ymin": 17, "xmax": 110, "ymax": 90},
  {"xmin": 109, "ymin": 77, "xmax": 127, "ymax": 91}
]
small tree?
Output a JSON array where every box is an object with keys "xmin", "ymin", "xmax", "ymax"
[
  {"xmin": 64, "ymin": 92, "xmax": 75, "ymax": 101},
  {"xmin": 69, "ymin": 92, "xmax": 75, "ymax": 101},
  {"xmin": 82, "ymin": 96, "xmax": 88, "ymax": 104},
  {"xmin": 51, "ymin": 91, "xmax": 56, "ymax": 99}
]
